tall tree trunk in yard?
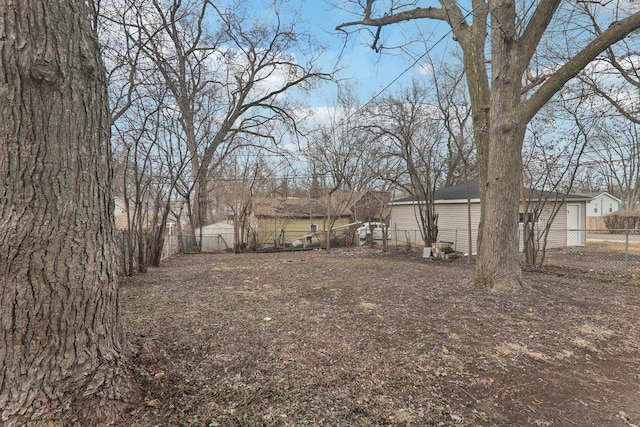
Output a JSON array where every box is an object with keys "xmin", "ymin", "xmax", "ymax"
[
  {"xmin": 0, "ymin": 1, "xmax": 133, "ymax": 424},
  {"xmin": 475, "ymin": 0, "xmax": 526, "ymax": 291}
]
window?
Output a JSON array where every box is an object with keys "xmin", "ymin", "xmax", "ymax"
[
  {"xmin": 309, "ymin": 224, "xmax": 318, "ymax": 232},
  {"xmin": 609, "ymin": 203, "xmax": 613, "ymax": 213},
  {"xmin": 519, "ymin": 211, "xmax": 539, "ymax": 224},
  {"xmin": 594, "ymin": 205, "xmax": 598, "ymax": 213}
]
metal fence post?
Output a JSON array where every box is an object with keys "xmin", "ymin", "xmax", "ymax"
[
  {"xmin": 455, "ymin": 229, "xmax": 458, "ymax": 251},
  {"xmin": 625, "ymin": 229, "xmax": 629, "ymax": 276}
]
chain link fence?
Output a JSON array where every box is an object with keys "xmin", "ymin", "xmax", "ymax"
[
  {"xmin": 168, "ymin": 229, "xmax": 355, "ymax": 254},
  {"xmin": 161, "ymin": 234, "xmax": 179, "ymax": 260},
  {"xmin": 390, "ymin": 227, "xmax": 640, "ymax": 279},
  {"xmin": 119, "ymin": 227, "xmax": 640, "ymax": 281},
  {"xmin": 115, "ymin": 231, "xmax": 180, "ymax": 275},
  {"xmin": 540, "ymin": 229, "xmax": 640, "ymax": 279}
]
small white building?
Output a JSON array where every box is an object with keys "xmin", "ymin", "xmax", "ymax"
[
  {"xmin": 195, "ymin": 222, "xmax": 236, "ymax": 252},
  {"xmin": 389, "ymin": 181, "xmax": 589, "ymax": 255},
  {"xmin": 577, "ymin": 192, "xmax": 621, "ymax": 217}
]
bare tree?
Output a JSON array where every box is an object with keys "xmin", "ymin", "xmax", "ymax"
[
  {"xmin": 366, "ymin": 81, "xmax": 446, "ymax": 247},
  {"xmin": 430, "ymin": 61, "xmax": 476, "ymax": 260},
  {"xmin": 571, "ymin": 167, "xmax": 607, "ymax": 194},
  {"xmin": 586, "ymin": 119, "xmax": 640, "ymax": 210},
  {"xmin": 113, "ymin": 105, "xmax": 161, "ymax": 275},
  {"xmin": 101, "ymin": 0, "xmax": 192, "ymax": 270},
  {"xmin": 563, "ymin": 5, "xmax": 640, "ymax": 210},
  {"xmin": 107, "ymin": 51, "xmax": 194, "ymax": 272},
  {"xmin": 0, "ymin": 1, "xmax": 133, "ymax": 424},
  {"xmin": 113, "ymin": 0, "xmax": 331, "ymax": 233},
  {"xmin": 520, "ymin": 98, "xmax": 592, "ymax": 267},
  {"xmin": 573, "ymin": 2, "xmax": 640, "ymax": 122},
  {"xmin": 220, "ymin": 150, "xmax": 276, "ymax": 252},
  {"xmin": 146, "ymin": 102, "xmax": 195, "ymax": 265},
  {"xmin": 338, "ymin": 0, "xmax": 640, "ymax": 291},
  {"xmin": 306, "ymin": 90, "xmax": 376, "ymax": 251},
  {"xmin": 430, "ymin": 62, "xmax": 476, "ymax": 187}
]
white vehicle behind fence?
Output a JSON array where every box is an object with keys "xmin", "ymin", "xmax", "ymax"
[{"xmin": 356, "ymin": 222, "xmax": 388, "ymax": 244}]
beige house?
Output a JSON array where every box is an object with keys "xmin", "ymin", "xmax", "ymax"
[
  {"xmin": 250, "ymin": 195, "xmax": 353, "ymax": 247},
  {"xmin": 113, "ymin": 196, "xmax": 156, "ymax": 231},
  {"xmin": 389, "ymin": 181, "xmax": 589, "ymax": 255}
]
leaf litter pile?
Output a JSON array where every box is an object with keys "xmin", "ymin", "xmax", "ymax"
[{"xmin": 120, "ymin": 248, "xmax": 640, "ymax": 426}]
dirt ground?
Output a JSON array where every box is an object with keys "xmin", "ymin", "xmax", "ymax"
[{"xmin": 119, "ymin": 248, "xmax": 640, "ymax": 426}]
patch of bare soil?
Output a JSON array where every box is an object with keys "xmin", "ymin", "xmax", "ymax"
[{"xmin": 119, "ymin": 248, "xmax": 640, "ymax": 426}]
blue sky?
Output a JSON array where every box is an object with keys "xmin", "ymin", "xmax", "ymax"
[{"xmin": 289, "ymin": 0, "xmax": 455, "ymax": 106}]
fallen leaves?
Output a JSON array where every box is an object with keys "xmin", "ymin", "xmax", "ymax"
[
  {"xmin": 122, "ymin": 249, "xmax": 640, "ymax": 426},
  {"xmin": 145, "ymin": 399, "xmax": 160, "ymax": 407}
]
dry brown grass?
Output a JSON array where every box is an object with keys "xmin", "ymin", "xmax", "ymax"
[{"xmin": 120, "ymin": 248, "xmax": 640, "ymax": 426}]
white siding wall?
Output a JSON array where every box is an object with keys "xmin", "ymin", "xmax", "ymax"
[
  {"xmin": 389, "ymin": 201, "xmax": 481, "ymax": 254},
  {"xmin": 196, "ymin": 223, "xmax": 236, "ymax": 251},
  {"xmin": 522, "ymin": 201, "xmax": 587, "ymax": 249},
  {"xmin": 540, "ymin": 204, "xmax": 567, "ymax": 249},
  {"xmin": 586, "ymin": 194, "xmax": 621, "ymax": 217},
  {"xmin": 525, "ymin": 203, "xmax": 568, "ymax": 250},
  {"xmin": 389, "ymin": 200, "xmax": 587, "ymax": 254},
  {"xmin": 388, "ymin": 203, "xmax": 427, "ymax": 248},
  {"xmin": 435, "ymin": 203, "xmax": 481, "ymax": 255}
]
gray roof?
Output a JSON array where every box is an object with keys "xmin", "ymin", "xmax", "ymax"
[
  {"xmin": 392, "ymin": 180, "xmax": 590, "ymax": 204},
  {"xmin": 575, "ymin": 191, "xmax": 622, "ymax": 202},
  {"xmin": 575, "ymin": 191, "xmax": 601, "ymax": 198}
]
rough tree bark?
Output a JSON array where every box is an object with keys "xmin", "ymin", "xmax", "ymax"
[
  {"xmin": 0, "ymin": 1, "xmax": 134, "ymax": 424},
  {"xmin": 474, "ymin": 0, "xmax": 527, "ymax": 290}
]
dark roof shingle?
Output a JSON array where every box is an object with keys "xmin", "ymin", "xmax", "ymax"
[{"xmin": 392, "ymin": 180, "xmax": 590, "ymax": 204}]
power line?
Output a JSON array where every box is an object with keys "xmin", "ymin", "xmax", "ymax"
[{"xmin": 347, "ymin": 5, "xmax": 485, "ymax": 117}]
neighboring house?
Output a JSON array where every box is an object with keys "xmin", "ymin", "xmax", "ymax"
[
  {"xmin": 576, "ymin": 191, "xmax": 621, "ymax": 231},
  {"xmin": 195, "ymin": 222, "xmax": 235, "ymax": 252},
  {"xmin": 350, "ymin": 190, "xmax": 391, "ymax": 224},
  {"xmin": 112, "ymin": 196, "xmax": 183, "ymax": 234},
  {"xmin": 576, "ymin": 191, "xmax": 621, "ymax": 217},
  {"xmin": 250, "ymin": 196, "xmax": 353, "ymax": 247},
  {"xmin": 113, "ymin": 196, "xmax": 131, "ymax": 230},
  {"xmin": 389, "ymin": 181, "xmax": 590, "ymax": 255}
]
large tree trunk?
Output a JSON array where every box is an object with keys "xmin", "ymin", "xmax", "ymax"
[
  {"xmin": 474, "ymin": 0, "xmax": 525, "ymax": 291},
  {"xmin": 476, "ymin": 127, "xmax": 525, "ymax": 291},
  {"xmin": 0, "ymin": 1, "xmax": 134, "ymax": 424}
]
